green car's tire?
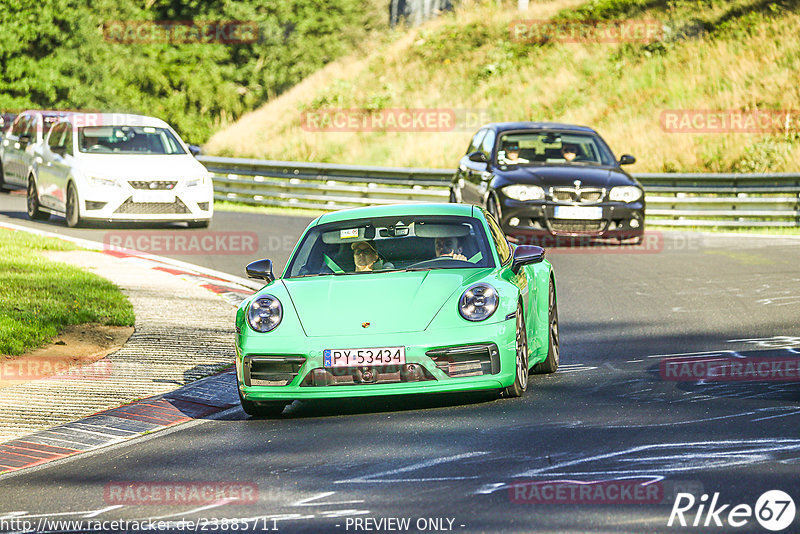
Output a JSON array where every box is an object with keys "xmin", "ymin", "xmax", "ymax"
[
  {"xmin": 238, "ymin": 389, "xmax": 288, "ymax": 417},
  {"xmin": 532, "ymin": 279, "xmax": 560, "ymax": 374},
  {"xmin": 27, "ymin": 177, "xmax": 49, "ymax": 220},
  {"xmin": 503, "ymin": 303, "xmax": 529, "ymax": 398}
]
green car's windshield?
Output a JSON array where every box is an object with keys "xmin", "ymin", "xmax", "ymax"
[{"xmin": 285, "ymin": 215, "xmax": 495, "ymax": 278}]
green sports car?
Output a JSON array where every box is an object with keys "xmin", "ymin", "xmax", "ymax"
[{"xmin": 235, "ymin": 203, "xmax": 560, "ymax": 416}]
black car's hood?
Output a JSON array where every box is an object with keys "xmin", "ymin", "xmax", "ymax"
[{"xmin": 494, "ymin": 165, "xmax": 635, "ymax": 188}]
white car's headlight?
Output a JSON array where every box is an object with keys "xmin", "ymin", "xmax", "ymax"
[
  {"xmin": 503, "ymin": 184, "xmax": 545, "ymax": 201},
  {"xmin": 459, "ymin": 283, "xmax": 499, "ymax": 322},
  {"xmin": 609, "ymin": 186, "xmax": 643, "ymax": 203},
  {"xmin": 247, "ymin": 295, "xmax": 283, "ymax": 332},
  {"xmin": 88, "ymin": 176, "xmax": 121, "ymax": 188}
]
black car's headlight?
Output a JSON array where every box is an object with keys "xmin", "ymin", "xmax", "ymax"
[
  {"xmin": 502, "ymin": 184, "xmax": 545, "ymax": 201},
  {"xmin": 247, "ymin": 295, "xmax": 282, "ymax": 332},
  {"xmin": 459, "ymin": 283, "xmax": 499, "ymax": 322},
  {"xmin": 609, "ymin": 186, "xmax": 643, "ymax": 203}
]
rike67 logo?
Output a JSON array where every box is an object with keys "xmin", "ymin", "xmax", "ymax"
[{"xmin": 668, "ymin": 490, "xmax": 796, "ymax": 531}]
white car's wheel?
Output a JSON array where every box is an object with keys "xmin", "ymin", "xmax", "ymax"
[{"xmin": 66, "ymin": 183, "xmax": 83, "ymax": 228}]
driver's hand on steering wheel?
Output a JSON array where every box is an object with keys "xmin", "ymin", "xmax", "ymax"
[{"xmin": 441, "ymin": 252, "xmax": 467, "ymax": 261}]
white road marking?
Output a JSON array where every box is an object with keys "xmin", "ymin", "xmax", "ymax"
[
  {"xmin": 335, "ymin": 451, "xmax": 489, "ymax": 483},
  {"xmin": 292, "ymin": 491, "xmax": 365, "ymax": 506},
  {"xmin": 82, "ymin": 505, "xmax": 123, "ymax": 517}
]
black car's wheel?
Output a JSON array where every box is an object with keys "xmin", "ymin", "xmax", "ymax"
[
  {"xmin": 449, "ymin": 188, "xmax": 457, "ymax": 203},
  {"xmin": 27, "ymin": 177, "xmax": 49, "ymax": 220},
  {"xmin": 503, "ymin": 303, "xmax": 529, "ymax": 398},
  {"xmin": 533, "ymin": 278, "xmax": 560, "ymax": 374},
  {"xmin": 238, "ymin": 389, "xmax": 288, "ymax": 417},
  {"xmin": 0, "ymin": 164, "xmax": 8, "ymax": 193},
  {"xmin": 65, "ymin": 183, "xmax": 83, "ymax": 228}
]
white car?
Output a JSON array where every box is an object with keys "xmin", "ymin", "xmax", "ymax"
[
  {"xmin": 28, "ymin": 113, "xmax": 214, "ymax": 227},
  {"xmin": 1, "ymin": 110, "xmax": 69, "ymax": 192}
]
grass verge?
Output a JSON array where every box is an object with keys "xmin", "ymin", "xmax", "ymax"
[{"xmin": 0, "ymin": 229, "xmax": 135, "ymax": 356}]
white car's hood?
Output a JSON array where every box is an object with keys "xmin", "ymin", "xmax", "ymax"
[{"xmin": 75, "ymin": 154, "xmax": 207, "ymax": 179}]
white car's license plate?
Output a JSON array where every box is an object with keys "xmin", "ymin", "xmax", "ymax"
[
  {"xmin": 132, "ymin": 190, "xmax": 176, "ymax": 203},
  {"xmin": 553, "ymin": 206, "xmax": 603, "ymax": 220},
  {"xmin": 323, "ymin": 347, "xmax": 406, "ymax": 368}
]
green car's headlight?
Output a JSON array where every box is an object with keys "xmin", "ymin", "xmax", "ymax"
[
  {"xmin": 247, "ymin": 295, "xmax": 282, "ymax": 332},
  {"xmin": 609, "ymin": 186, "xmax": 643, "ymax": 203},
  {"xmin": 502, "ymin": 184, "xmax": 545, "ymax": 201},
  {"xmin": 459, "ymin": 283, "xmax": 499, "ymax": 322}
]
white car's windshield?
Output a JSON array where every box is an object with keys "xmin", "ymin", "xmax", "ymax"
[
  {"xmin": 285, "ymin": 215, "xmax": 495, "ymax": 278},
  {"xmin": 78, "ymin": 126, "xmax": 186, "ymax": 155}
]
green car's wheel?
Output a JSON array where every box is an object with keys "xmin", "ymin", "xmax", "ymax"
[
  {"xmin": 238, "ymin": 389, "xmax": 288, "ymax": 417},
  {"xmin": 533, "ymin": 279, "xmax": 560, "ymax": 374},
  {"xmin": 503, "ymin": 303, "xmax": 529, "ymax": 398},
  {"xmin": 27, "ymin": 177, "xmax": 49, "ymax": 220}
]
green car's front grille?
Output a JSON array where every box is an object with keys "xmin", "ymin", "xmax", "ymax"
[
  {"xmin": 426, "ymin": 343, "xmax": 500, "ymax": 377},
  {"xmin": 301, "ymin": 364, "xmax": 437, "ymax": 387}
]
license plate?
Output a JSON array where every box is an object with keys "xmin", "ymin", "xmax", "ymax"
[
  {"xmin": 553, "ymin": 206, "xmax": 603, "ymax": 220},
  {"xmin": 132, "ymin": 190, "xmax": 176, "ymax": 203},
  {"xmin": 323, "ymin": 347, "xmax": 406, "ymax": 368}
]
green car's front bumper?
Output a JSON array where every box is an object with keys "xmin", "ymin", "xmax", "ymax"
[{"xmin": 236, "ymin": 320, "xmax": 520, "ymax": 401}]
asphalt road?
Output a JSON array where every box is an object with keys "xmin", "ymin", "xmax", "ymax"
[{"xmin": 1, "ymin": 191, "xmax": 800, "ymax": 533}]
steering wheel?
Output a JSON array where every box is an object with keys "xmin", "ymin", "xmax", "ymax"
[{"xmin": 404, "ymin": 257, "xmax": 471, "ymax": 270}]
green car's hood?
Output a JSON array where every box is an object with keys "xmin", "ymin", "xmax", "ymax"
[{"xmin": 282, "ymin": 270, "xmax": 486, "ymax": 337}]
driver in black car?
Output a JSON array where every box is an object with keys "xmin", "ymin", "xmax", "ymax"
[{"xmin": 434, "ymin": 237, "xmax": 467, "ymax": 261}]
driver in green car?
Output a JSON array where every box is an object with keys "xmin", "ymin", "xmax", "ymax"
[
  {"xmin": 351, "ymin": 240, "xmax": 379, "ymax": 271},
  {"xmin": 435, "ymin": 236, "xmax": 467, "ymax": 261}
]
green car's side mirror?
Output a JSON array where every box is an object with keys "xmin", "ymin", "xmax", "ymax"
[
  {"xmin": 511, "ymin": 245, "xmax": 545, "ymax": 274},
  {"xmin": 246, "ymin": 259, "xmax": 275, "ymax": 283}
]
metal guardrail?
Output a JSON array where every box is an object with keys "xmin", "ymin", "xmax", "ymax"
[{"xmin": 198, "ymin": 156, "xmax": 800, "ymax": 228}]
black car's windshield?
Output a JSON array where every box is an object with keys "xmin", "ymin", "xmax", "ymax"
[
  {"xmin": 285, "ymin": 215, "xmax": 495, "ymax": 278},
  {"xmin": 78, "ymin": 126, "xmax": 186, "ymax": 154},
  {"xmin": 496, "ymin": 131, "xmax": 615, "ymax": 167}
]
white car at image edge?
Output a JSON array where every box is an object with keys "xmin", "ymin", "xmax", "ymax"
[{"xmin": 28, "ymin": 113, "xmax": 214, "ymax": 227}]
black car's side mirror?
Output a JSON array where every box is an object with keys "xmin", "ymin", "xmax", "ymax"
[
  {"xmin": 511, "ymin": 245, "xmax": 545, "ymax": 274},
  {"xmin": 246, "ymin": 259, "xmax": 275, "ymax": 283},
  {"xmin": 468, "ymin": 151, "xmax": 488, "ymax": 163},
  {"xmin": 619, "ymin": 154, "xmax": 636, "ymax": 165},
  {"xmin": 188, "ymin": 144, "xmax": 201, "ymax": 157}
]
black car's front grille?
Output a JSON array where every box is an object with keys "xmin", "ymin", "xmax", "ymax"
[
  {"xmin": 114, "ymin": 197, "xmax": 189, "ymax": 214},
  {"xmin": 243, "ymin": 356, "xmax": 306, "ymax": 386},
  {"xmin": 549, "ymin": 220, "xmax": 605, "ymax": 233},
  {"xmin": 426, "ymin": 343, "xmax": 500, "ymax": 377},
  {"xmin": 128, "ymin": 180, "xmax": 177, "ymax": 190},
  {"xmin": 551, "ymin": 187, "xmax": 604, "ymax": 203}
]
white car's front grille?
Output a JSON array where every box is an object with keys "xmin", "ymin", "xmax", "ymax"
[
  {"xmin": 128, "ymin": 180, "xmax": 178, "ymax": 190},
  {"xmin": 115, "ymin": 197, "xmax": 190, "ymax": 214}
]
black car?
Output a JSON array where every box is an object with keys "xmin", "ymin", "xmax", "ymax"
[{"xmin": 450, "ymin": 122, "xmax": 644, "ymax": 244}]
